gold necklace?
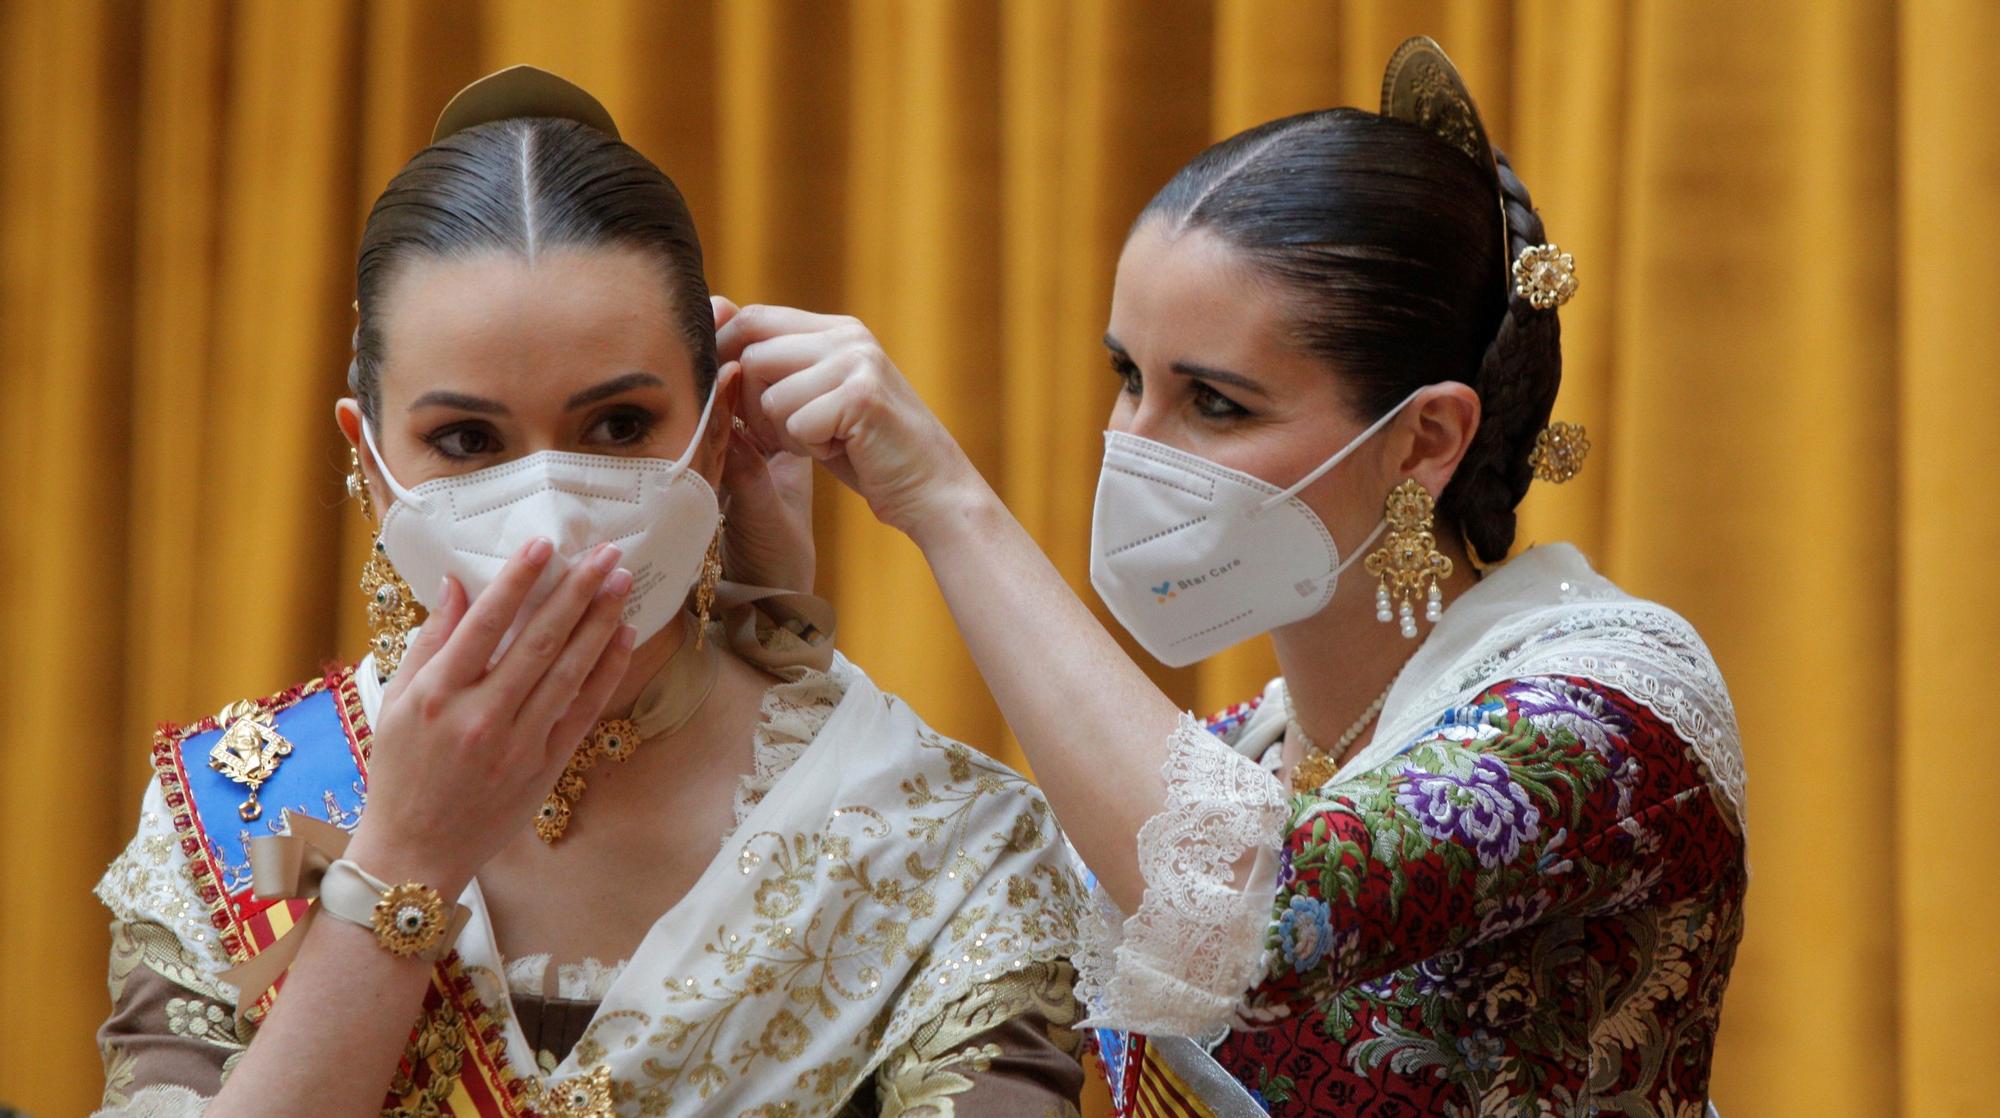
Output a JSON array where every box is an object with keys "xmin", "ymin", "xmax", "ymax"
[
  {"xmin": 534, "ymin": 616, "xmax": 721, "ymax": 843},
  {"xmin": 1287, "ymin": 682, "xmax": 1391, "ymax": 793}
]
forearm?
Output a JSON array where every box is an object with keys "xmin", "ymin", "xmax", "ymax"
[
  {"xmin": 912, "ymin": 484, "xmax": 1181, "ymax": 911},
  {"xmin": 206, "ymin": 839, "xmax": 463, "ymax": 1118}
]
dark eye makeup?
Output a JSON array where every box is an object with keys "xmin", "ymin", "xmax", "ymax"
[
  {"xmin": 1106, "ymin": 350, "xmax": 1251, "ymax": 421},
  {"xmin": 420, "ymin": 405, "xmax": 661, "ymax": 462},
  {"xmin": 422, "ymin": 421, "xmax": 501, "ymax": 460}
]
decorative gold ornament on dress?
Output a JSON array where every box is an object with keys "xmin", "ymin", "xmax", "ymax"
[
  {"xmin": 1529, "ymin": 421, "xmax": 1590, "ymax": 484},
  {"xmin": 1512, "ymin": 243, "xmax": 1578, "ymax": 310},
  {"xmin": 1365, "ymin": 480, "xmax": 1454, "ymax": 641},
  {"xmin": 537, "ymin": 1065, "xmax": 616, "ymax": 1118},
  {"xmin": 208, "ymin": 700, "xmax": 294, "ymax": 821},
  {"xmin": 349, "ymin": 447, "xmax": 421, "ymax": 681}
]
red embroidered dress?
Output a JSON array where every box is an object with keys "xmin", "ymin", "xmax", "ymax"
[{"xmin": 1082, "ymin": 544, "xmax": 1746, "ymax": 1118}]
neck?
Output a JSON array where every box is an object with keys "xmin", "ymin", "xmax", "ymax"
[
  {"xmin": 602, "ymin": 612, "xmax": 690, "ymax": 722},
  {"xmin": 1274, "ymin": 530, "xmax": 1482, "ymax": 756}
]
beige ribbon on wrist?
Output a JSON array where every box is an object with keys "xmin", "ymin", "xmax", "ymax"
[{"xmin": 219, "ymin": 811, "xmax": 469, "ymax": 1023}]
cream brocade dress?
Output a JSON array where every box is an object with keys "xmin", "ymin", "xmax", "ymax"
[{"xmin": 94, "ymin": 663, "xmax": 1085, "ymax": 1117}]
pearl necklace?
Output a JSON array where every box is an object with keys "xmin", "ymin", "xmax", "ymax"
[{"xmin": 1287, "ymin": 683, "xmax": 1392, "ymax": 793}]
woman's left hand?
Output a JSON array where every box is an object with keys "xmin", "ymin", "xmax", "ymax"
[{"xmin": 716, "ymin": 303, "xmax": 988, "ymax": 542}]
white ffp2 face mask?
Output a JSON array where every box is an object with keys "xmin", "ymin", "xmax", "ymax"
[
  {"xmin": 1088, "ymin": 391, "xmax": 1418, "ymax": 667},
  {"xmin": 360, "ymin": 387, "xmax": 721, "ymax": 654}
]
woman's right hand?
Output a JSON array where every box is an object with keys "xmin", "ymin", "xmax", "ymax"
[
  {"xmin": 716, "ymin": 304, "xmax": 991, "ymax": 544},
  {"xmin": 343, "ymin": 538, "xmax": 636, "ymax": 892}
]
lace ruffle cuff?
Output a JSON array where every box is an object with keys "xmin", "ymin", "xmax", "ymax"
[{"xmin": 1076, "ymin": 714, "xmax": 1287, "ymax": 1035}]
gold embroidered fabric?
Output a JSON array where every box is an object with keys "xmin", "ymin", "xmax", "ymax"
[
  {"xmin": 872, "ymin": 960, "xmax": 1083, "ymax": 1118},
  {"xmin": 95, "ymin": 920, "xmax": 251, "ymax": 1111}
]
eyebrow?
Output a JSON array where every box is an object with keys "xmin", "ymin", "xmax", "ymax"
[
  {"xmin": 563, "ymin": 371, "xmax": 666, "ymax": 410},
  {"xmin": 405, "ymin": 371, "xmax": 668, "ymax": 415},
  {"xmin": 1102, "ymin": 333, "xmax": 1270, "ymax": 398}
]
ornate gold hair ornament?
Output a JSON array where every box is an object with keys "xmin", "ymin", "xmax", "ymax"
[
  {"xmin": 1381, "ymin": 37, "xmax": 1579, "ymax": 315},
  {"xmin": 1529, "ymin": 421, "xmax": 1590, "ymax": 484},
  {"xmin": 431, "ymin": 64, "xmax": 622, "ymax": 144},
  {"xmin": 1513, "ymin": 243, "xmax": 1577, "ymax": 309}
]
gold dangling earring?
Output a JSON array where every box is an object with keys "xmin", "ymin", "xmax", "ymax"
[
  {"xmin": 692, "ymin": 513, "xmax": 725, "ymax": 649},
  {"xmin": 1364, "ymin": 480, "xmax": 1453, "ymax": 640},
  {"xmin": 349, "ymin": 447, "xmax": 420, "ymax": 680}
]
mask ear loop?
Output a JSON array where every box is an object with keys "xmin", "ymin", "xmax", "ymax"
[
  {"xmin": 1256, "ymin": 387, "xmax": 1426, "ymax": 514},
  {"xmin": 1335, "ymin": 519, "xmax": 1388, "ymax": 577},
  {"xmin": 668, "ymin": 380, "xmax": 722, "ymax": 479},
  {"xmin": 358, "ymin": 419, "xmax": 431, "ymax": 515}
]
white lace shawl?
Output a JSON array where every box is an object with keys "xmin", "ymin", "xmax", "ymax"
[{"xmin": 1076, "ymin": 542, "xmax": 1745, "ymax": 1036}]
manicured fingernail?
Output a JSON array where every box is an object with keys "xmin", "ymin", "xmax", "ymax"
[
  {"xmin": 524, "ymin": 537, "xmax": 554, "ymax": 564},
  {"xmin": 593, "ymin": 544, "xmax": 623, "ymax": 572},
  {"xmin": 437, "ymin": 576, "xmax": 451, "ymax": 603},
  {"xmin": 605, "ymin": 568, "xmax": 633, "ymax": 596},
  {"xmin": 615, "ymin": 624, "xmax": 637, "ymax": 650}
]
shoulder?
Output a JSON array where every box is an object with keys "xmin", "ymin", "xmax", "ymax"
[
  {"xmin": 147, "ymin": 667, "xmax": 370, "ymax": 857},
  {"xmin": 1392, "ymin": 675, "xmax": 1741, "ymax": 841},
  {"xmin": 100, "ymin": 667, "xmax": 371, "ymax": 964},
  {"xmin": 832, "ymin": 656, "xmax": 1077, "ymax": 873}
]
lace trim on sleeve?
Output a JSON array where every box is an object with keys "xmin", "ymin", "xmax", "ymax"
[
  {"xmin": 727, "ymin": 667, "xmax": 847, "ymax": 835},
  {"xmin": 94, "ymin": 777, "xmax": 233, "ymax": 975},
  {"xmin": 91, "ymin": 1083, "xmax": 209, "ymax": 1118},
  {"xmin": 1075, "ymin": 714, "xmax": 1288, "ymax": 1035}
]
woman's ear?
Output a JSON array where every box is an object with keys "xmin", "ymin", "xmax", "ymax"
[
  {"xmin": 694, "ymin": 362, "xmax": 743, "ymax": 485},
  {"xmin": 334, "ymin": 398, "xmax": 391, "ymax": 521},
  {"xmin": 1398, "ymin": 382, "xmax": 1481, "ymax": 496}
]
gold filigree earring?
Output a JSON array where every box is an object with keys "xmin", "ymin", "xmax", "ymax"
[
  {"xmin": 692, "ymin": 514, "xmax": 725, "ymax": 649},
  {"xmin": 349, "ymin": 447, "xmax": 420, "ymax": 679},
  {"xmin": 1365, "ymin": 480, "xmax": 1453, "ymax": 640}
]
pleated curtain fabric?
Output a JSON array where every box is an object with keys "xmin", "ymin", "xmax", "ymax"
[{"xmin": 2, "ymin": 2, "xmax": 1992, "ymax": 1115}]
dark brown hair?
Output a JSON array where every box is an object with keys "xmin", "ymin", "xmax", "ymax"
[
  {"xmin": 349, "ymin": 117, "xmax": 715, "ymax": 422},
  {"xmin": 1138, "ymin": 107, "xmax": 1561, "ymax": 564}
]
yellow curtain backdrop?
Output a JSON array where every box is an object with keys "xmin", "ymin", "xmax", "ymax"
[{"xmin": 3, "ymin": 1, "xmax": 1993, "ymax": 1115}]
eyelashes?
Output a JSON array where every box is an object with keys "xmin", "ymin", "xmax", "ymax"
[
  {"xmin": 422, "ymin": 421, "xmax": 500, "ymax": 460},
  {"xmin": 1107, "ymin": 353, "xmax": 1250, "ymax": 420},
  {"xmin": 419, "ymin": 406, "xmax": 662, "ymax": 462}
]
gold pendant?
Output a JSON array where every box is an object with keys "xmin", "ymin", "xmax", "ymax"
[
  {"xmin": 208, "ymin": 701, "xmax": 295, "ymax": 822},
  {"xmin": 1291, "ymin": 750, "xmax": 1340, "ymax": 794},
  {"xmin": 534, "ymin": 718, "xmax": 640, "ymax": 844}
]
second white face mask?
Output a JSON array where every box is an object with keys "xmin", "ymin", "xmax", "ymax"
[
  {"xmin": 361, "ymin": 387, "xmax": 720, "ymax": 656},
  {"xmin": 1088, "ymin": 391, "xmax": 1418, "ymax": 667}
]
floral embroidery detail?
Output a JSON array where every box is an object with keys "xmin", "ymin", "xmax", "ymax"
[
  {"xmin": 558, "ymin": 716, "xmax": 1086, "ymax": 1115},
  {"xmin": 1276, "ymin": 894, "xmax": 1334, "ymax": 971},
  {"xmin": 1196, "ymin": 676, "xmax": 1742, "ymax": 1117},
  {"xmin": 874, "ymin": 961, "xmax": 1081, "ymax": 1118},
  {"xmin": 1395, "ymin": 753, "xmax": 1543, "ymax": 868}
]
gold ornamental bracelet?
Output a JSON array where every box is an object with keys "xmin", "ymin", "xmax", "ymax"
[{"xmin": 320, "ymin": 857, "xmax": 462, "ymax": 959}]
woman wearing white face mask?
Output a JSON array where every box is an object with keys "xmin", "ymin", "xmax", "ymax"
[
  {"xmin": 90, "ymin": 67, "xmax": 1091, "ymax": 1118},
  {"xmin": 720, "ymin": 38, "xmax": 1745, "ymax": 1118}
]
